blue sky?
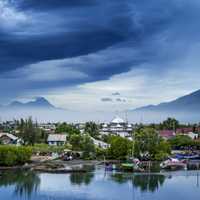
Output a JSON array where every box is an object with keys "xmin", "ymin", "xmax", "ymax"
[{"xmin": 1, "ymin": 0, "xmax": 200, "ymax": 114}]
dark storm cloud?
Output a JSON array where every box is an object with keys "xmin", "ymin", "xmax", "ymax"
[
  {"xmin": 18, "ymin": 0, "xmax": 97, "ymax": 10},
  {"xmin": 1, "ymin": 0, "xmax": 200, "ymax": 101}
]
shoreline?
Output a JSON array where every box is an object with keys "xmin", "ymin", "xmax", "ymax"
[{"xmin": 0, "ymin": 159, "xmax": 103, "ymax": 173}]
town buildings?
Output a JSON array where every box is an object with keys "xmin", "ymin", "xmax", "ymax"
[{"xmin": 100, "ymin": 116, "xmax": 133, "ymax": 139}]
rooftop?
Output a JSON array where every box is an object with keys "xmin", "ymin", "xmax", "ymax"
[
  {"xmin": 47, "ymin": 134, "xmax": 67, "ymax": 142},
  {"xmin": 0, "ymin": 132, "xmax": 18, "ymax": 141},
  {"xmin": 111, "ymin": 116, "xmax": 125, "ymax": 124}
]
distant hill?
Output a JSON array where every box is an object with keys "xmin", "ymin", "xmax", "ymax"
[
  {"xmin": 134, "ymin": 89, "xmax": 200, "ymax": 112},
  {"xmin": 130, "ymin": 89, "xmax": 200, "ymax": 123},
  {"xmin": 8, "ymin": 97, "xmax": 55, "ymax": 109}
]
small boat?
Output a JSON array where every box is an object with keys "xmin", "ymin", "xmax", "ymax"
[
  {"xmin": 121, "ymin": 159, "xmax": 143, "ymax": 172},
  {"xmin": 175, "ymin": 153, "xmax": 200, "ymax": 160},
  {"xmin": 160, "ymin": 158, "xmax": 187, "ymax": 171},
  {"xmin": 105, "ymin": 163, "xmax": 117, "ymax": 171},
  {"xmin": 121, "ymin": 163, "xmax": 135, "ymax": 171}
]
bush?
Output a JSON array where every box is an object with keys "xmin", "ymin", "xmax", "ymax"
[{"xmin": 0, "ymin": 146, "xmax": 32, "ymax": 166}]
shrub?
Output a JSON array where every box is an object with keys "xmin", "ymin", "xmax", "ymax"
[{"xmin": 0, "ymin": 146, "xmax": 32, "ymax": 166}]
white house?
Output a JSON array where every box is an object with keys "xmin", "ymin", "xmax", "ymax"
[
  {"xmin": 0, "ymin": 132, "xmax": 21, "ymax": 145},
  {"xmin": 47, "ymin": 134, "xmax": 67, "ymax": 146},
  {"xmin": 184, "ymin": 132, "xmax": 199, "ymax": 140},
  {"xmin": 91, "ymin": 137, "xmax": 110, "ymax": 149}
]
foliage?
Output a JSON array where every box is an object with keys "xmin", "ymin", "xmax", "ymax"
[
  {"xmin": 95, "ymin": 147, "xmax": 107, "ymax": 159},
  {"xmin": 134, "ymin": 128, "xmax": 171, "ymax": 160},
  {"xmin": 84, "ymin": 122, "xmax": 100, "ymax": 139},
  {"xmin": 56, "ymin": 123, "xmax": 80, "ymax": 136},
  {"xmin": 69, "ymin": 134, "xmax": 96, "ymax": 159},
  {"xmin": 0, "ymin": 146, "xmax": 32, "ymax": 166},
  {"xmin": 81, "ymin": 135, "xmax": 95, "ymax": 159},
  {"xmin": 169, "ymin": 135, "xmax": 193, "ymax": 149},
  {"xmin": 159, "ymin": 118, "xmax": 179, "ymax": 130},
  {"xmin": 107, "ymin": 136, "xmax": 132, "ymax": 160},
  {"xmin": 16, "ymin": 117, "xmax": 40, "ymax": 146},
  {"xmin": 69, "ymin": 134, "xmax": 83, "ymax": 151}
]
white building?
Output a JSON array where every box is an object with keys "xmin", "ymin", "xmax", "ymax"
[
  {"xmin": 47, "ymin": 134, "xmax": 67, "ymax": 146},
  {"xmin": 100, "ymin": 116, "xmax": 133, "ymax": 138},
  {"xmin": 91, "ymin": 137, "xmax": 110, "ymax": 149}
]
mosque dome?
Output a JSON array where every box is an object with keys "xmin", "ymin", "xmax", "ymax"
[{"xmin": 111, "ymin": 116, "xmax": 125, "ymax": 124}]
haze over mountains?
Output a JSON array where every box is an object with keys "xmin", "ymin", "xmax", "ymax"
[
  {"xmin": 1, "ymin": 90, "xmax": 200, "ymax": 123},
  {"xmin": 0, "ymin": 97, "xmax": 112, "ymax": 122},
  {"xmin": 131, "ymin": 89, "xmax": 200, "ymax": 123},
  {"xmin": 7, "ymin": 97, "xmax": 55, "ymax": 110}
]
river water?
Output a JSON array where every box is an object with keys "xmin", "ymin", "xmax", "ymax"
[{"xmin": 0, "ymin": 166, "xmax": 200, "ymax": 200}]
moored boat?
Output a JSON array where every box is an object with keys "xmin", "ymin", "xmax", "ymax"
[
  {"xmin": 175, "ymin": 153, "xmax": 200, "ymax": 160},
  {"xmin": 160, "ymin": 158, "xmax": 187, "ymax": 171}
]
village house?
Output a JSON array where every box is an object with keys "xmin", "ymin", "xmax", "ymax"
[
  {"xmin": 159, "ymin": 128, "xmax": 199, "ymax": 140},
  {"xmin": 159, "ymin": 130, "xmax": 176, "ymax": 140},
  {"xmin": 91, "ymin": 137, "xmax": 110, "ymax": 149},
  {"xmin": 47, "ymin": 134, "xmax": 67, "ymax": 146},
  {"xmin": 176, "ymin": 128, "xmax": 199, "ymax": 140},
  {"xmin": 39, "ymin": 123, "xmax": 56, "ymax": 133},
  {"xmin": 0, "ymin": 132, "xmax": 20, "ymax": 145}
]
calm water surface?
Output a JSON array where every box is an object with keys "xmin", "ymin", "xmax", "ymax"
[{"xmin": 0, "ymin": 167, "xmax": 200, "ymax": 200}]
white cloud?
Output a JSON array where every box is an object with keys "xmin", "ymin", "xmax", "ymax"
[
  {"xmin": 0, "ymin": 0, "xmax": 28, "ymax": 29},
  {"xmin": 21, "ymin": 60, "xmax": 88, "ymax": 81}
]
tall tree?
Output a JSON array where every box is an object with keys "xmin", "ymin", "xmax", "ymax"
[
  {"xmin": 160, "ymin": 118, "xmax": 179, "ymax": 130},
  {"xmin": 134, "ymin": 128, "xmax": 171, "ymax": 160},
  {"xmin": 84, "ymin": 122, "xmax": 100, "ymax": 138},
  {"xmin": 17, "ymin": 117, "xmax": 39, "ymax": 146}
]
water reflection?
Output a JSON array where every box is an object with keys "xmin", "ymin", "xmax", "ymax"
[
  {"xmin": 69, "ymin": 165, "xmax": 95, "ymax": 186},
  {"xmin": 0, "ymin": 167, "xmax": 199, "ymax": 200},
  {"xmin": 133, "ymin": 174, "xmax": 165, "ymax": 192},
  {"xmin": 110, "ymin": 173, "xmax": 166, "ymax": 192},
  {"xmin": 70, "ymin": 172, "xmax": 94, "ymax": 186},
  {"xmin": 0, "ymin": 170, "xmax": 40, "ymax": 198}
]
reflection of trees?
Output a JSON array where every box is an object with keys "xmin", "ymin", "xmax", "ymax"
[
  {"xmin": 70, "ymin": 165, "xmax": 95, "ymax": 186},
  {"xmin": 70, "ymin": 172, "xmax": 94, "ymax": 186},
  {"xmin": 110, "ymin": 173, "xmax": 166, "ymax": 192},
  {"xmin": 0, "ymin": 170, "xmax": 40, "ymax": 198},
  {"xmin": 110, "ymin": 173, "xmax": 130, "ymax": 184},
  {"xmin": 132, "ymin": 175, "xmax": 165, "ymax": 192}
]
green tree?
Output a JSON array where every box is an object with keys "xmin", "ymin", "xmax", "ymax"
[
  {"xmin": 84, "ymin": 122, "xmax": 100, "ymax": 139},
  {"xmin": 81, "ymin": 135, "xmax": 95, "ymax": 159},
  {"xmin": 70, "ymin": 134, "xmax": 83, "ymax": 151},
  {"xmin": 160, "ymin": 118, "xmax": 179, "ymax": 130},
  {"xmin": 56, "ymin": 123, "xmax": 80, "ymax": 137},
  {"xmin": 16, "ymin": 117, "xmax": 40, "ymax": 146},
  {"xmin": 108, "ymin": 136, "xmax": 131, "ymax": 160},
  {"xmin": 134, "ymin": 128, "xmax": 171, "ymax": 160},
  {"xmin": 169, "ymin": 135, "xmax": 192, "ymax": 149}
]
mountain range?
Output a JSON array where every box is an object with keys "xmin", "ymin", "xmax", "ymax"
[
  {"xmin": 131, "ymin": 89, "xmax": 200, "ymax": 122},
  {"xmin": 7, "ymin": 97, "xmax": 55, "ymax": 110},
  {"xmin": 134, "ymin": 89, "xmax": 200, "ymax": 112},
  {"xmin": 1, "ymin": 90, "xmax": 200, "ymax": 122}
]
